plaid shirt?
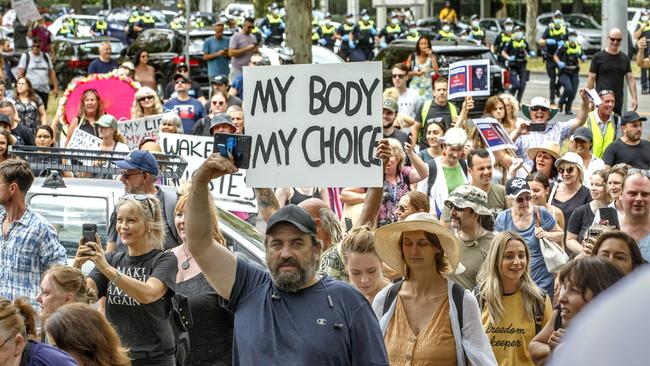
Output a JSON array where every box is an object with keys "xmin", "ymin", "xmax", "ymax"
[
  {"xmin": 516, "ymin": 121, "xmax": 573, "ymax": 168},
  {"xmin": 0, "ymin": 206, "xmax": 66, "ymax": 308}
]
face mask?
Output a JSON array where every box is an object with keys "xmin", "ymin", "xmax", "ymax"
[
  {"xmin": 346, "ymin": 18, "xmax": 354, "ymax": 24},
  {"xmin": 505, "ymin": 25, "xmax": 513, "ymax": 33},
  {"xmin": 391, "ymin": 18, "xmax": 399, "ymax": 25},
  {"xmin": 514, "ymin": 32, "xmax": 523, "ymax": 40},
  {"xmin": 471, "ymin": 20, "xmax": 479, "ymax": 28},
  {"xmin": 324, "ymin": 19, "xmax": 331, "ymax": 26},
  {"xmin": 272, "ymin": 9, "xmax": 279, "ymax": 16},
  {"xmin": 569, "ymin": 36, "xmax": 577, "ymax": 43},
  {"xmin": 362, "ymin": 15, "xmax": 370, "ymax": 22},
  {"xmin": 642, "ymin": 15, "xmax": 649, "ymax": 22},
  {"xmin": 442, "ymin": 25, "xmax": 450, "ymax": 32},
  {"xmin": 553, "ymin": 18, "xmax": 562, "ymax": 27}
]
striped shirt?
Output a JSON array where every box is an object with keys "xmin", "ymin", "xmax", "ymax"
[
  {"xmin": 516, "ymin": 121, "xmax": 573, "ymax": 168},
  {"xmin": 0, "ymin": 206, "xmax": 66, "ymax": 308}
]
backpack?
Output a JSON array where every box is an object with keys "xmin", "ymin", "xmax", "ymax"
[
  {"xmin": 110, "ymin": 250, "xmax": 192, "ymax": 366},
  {"xmin": 473, "ymin": 286, "xmax": 546, "ymax": 335},
  {"xmin": 23, "ymin": 52, "xmax": 52, "ymax": 71},
  {"xmin": 425, "ymin": 159, "xmax": 468, "ymax": 198},
  {"xmin": 382, "ymin": 280, "xmax": 466, "ymax": 326}
]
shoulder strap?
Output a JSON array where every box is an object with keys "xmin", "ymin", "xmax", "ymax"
[
  {"xmin": 472, "ymin": 285, "xmax": 482, "ymax": 311},
  {"xmin": 451, "ymin": 282, "xmax": 464, "ymax": 330},
  {"xmin": 382, "ymin": 280, "xmax": 403, "ymax": 316},
  {"xmin": 535, "ymin": 206, "xmax": 542, "ymax": 228},
  {"xmin": 159, "ymin": 185, "xmax": 180, "ymax": 244},
  {"xmin": 426, "ymin": 159, "xmax": 438, "ymax": 198},
  {"xmin": 19, "ymin": 341, "xmax": 32, "ymax": 366},
  {"xmin": 24, "ymin": 52, "xmax": 29, "ymax": 69},
  {"xmin": 459, "ymin": 159, "xmax": 468, "ymax": 176}
]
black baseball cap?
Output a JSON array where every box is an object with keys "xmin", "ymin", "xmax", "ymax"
[
  {"xmin": 176, "ymin": 62, "xmax": 189, "ymax": 70},
  {"xmin": 621, "ymin": 111, "xmax": 647, "ymax": 126},
  {"xmin": 173, "ymin": 73, "xmax": 190, "ymax": 83},
  {"xmin": 506, "ymin": 177, "xmax": 532, "ymax": 198},
  {"xmin": 211, "ymin": 74, "xmax": 228, "ymax": 85},
  {"xmin": 0, "ymin": 114, "xmax": 10, "ymax": 127},
  {"xmin": 265, "ymin": 205, "xmax": 317, "ymax": 235},
  {"xmin": 571, "ymin": 127, "xmax": 593, "ymax": 142}
]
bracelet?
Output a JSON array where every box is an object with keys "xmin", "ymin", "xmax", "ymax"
[{"xmin": 111, "ymin": 270, "xmax": 123, "ymax": 284}]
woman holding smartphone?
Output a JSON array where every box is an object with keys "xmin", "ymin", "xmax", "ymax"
[{"xmin": 73, "ymin": 194, "xmax": 178, "ymax": 366}]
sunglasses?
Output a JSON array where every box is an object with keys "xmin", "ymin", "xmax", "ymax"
[
  {"xmin": 124, "ymin": 194, "xmax": 154, "ymax": 218},
  {"xmin": 445, "ymin": 202, "xmax": 465, "ymax": 212},
  {"xmin": 392, "ymin": 74, "xmax": 406, "ymax": 79},
  {"xmin": 530, "ymin": 106, "xmax": 549, "ymax": 112},
  {"xmin": 515, "ymin": 195, "xmax": 532, "ymax": 203},
  {"xmin": 212, "ymin": 100, "xmax": 225, "ymax": 105},
  {"xmin": 609, "ymin": 37, "xmax": 622, "ymax": 43},
  {"xmin": 628, "ymin": 168, "xmax": 650, "ymax": 178},
  {"xmin": 138, "ymin": 95, "xmax": 154, "ymax": 102},
  {"xmin": 396, "ymin": 204, "xmax": 409, "ymax": 212},
  {"xmin": 32, "ymin": 44, "xmax": 42, "ymax": 48},
  {"xmin": 558, "ymin": 166, "xmax": 575, "ymax": 174},
  {"xmin": 598, "ymin": 89, "xmax": 614, "ymax": 97},
  {"xmin": 175, "ymin": 80, "xmax": 188, "ymax": 84},
  {"xmin": 120, "ymin": 171, "xmax": 143, "ymax": 180},
  {"xmin": 177, "ymin": 67, "xmax": 189, "ymax": 72}
]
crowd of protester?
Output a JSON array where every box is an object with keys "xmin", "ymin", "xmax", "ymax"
[{"xmin": 0, "ymin": 3, "xmax": 646, "ymax": 366}]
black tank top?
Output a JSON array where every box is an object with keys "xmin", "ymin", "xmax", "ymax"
[{"xmin": 287, "ymin": 188, "xmax": 321, "ymax": 205}]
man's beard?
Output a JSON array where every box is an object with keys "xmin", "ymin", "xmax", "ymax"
[{"xmin": 267, "ymin": 249, "xmax": 320, "ymax": 293}]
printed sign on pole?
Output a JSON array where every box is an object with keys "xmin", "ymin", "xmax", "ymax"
[
  {"xmin": 118, "ymin": 113, "xmax": 166, "ymax": 149},
  {"xmin": 158, "ymin": 132, "xmax": 257, "ymax": 213},
  {"xmin": 243, "ymin": 62, "xmax": 384, "ymax": 188},
  {"xmin": 447, "ymin": 59, "xmax": 491, "ymax": 100},
  {"xmin": 474, "ymin": 118, "xmax": 516, "ymax": 151},
  {"xmin": 11, "ymin": 0, "xmax": 41, "ymax": 24}
]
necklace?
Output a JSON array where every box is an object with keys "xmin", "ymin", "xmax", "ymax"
[{"xmin": 181, "ymin": 245, "xmax": 193, "ymax": 270}]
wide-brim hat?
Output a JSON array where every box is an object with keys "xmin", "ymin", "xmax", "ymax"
[
  {"xmin": 444, "ymin": 185, "xmax": 492, "ymax": 216},
  {"xmin": 522, "ymin": 96, "xmax": 559, "ymax": 120},
  {"xmin": 374, "ymin": 213, "xmax": 460, "ymax": 276},
  {"xmin": 526, "ymin": 141, "xmax": 561, "ymax": 162},
  {"xmin": 554, "ymin": 152, "xmax": 584, "ymax": 173}
]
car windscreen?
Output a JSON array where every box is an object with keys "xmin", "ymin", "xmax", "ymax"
[
  {"xmin": 29, "ymin": 194, "xmax": 109, "ymax": 258},
  {"xmin": 565, "ymin": 15, "xmax": 600, "ymax": 29},
  {"xmin": 132, "ymin": 31, "xmax": 174, "ymax": 54},
  {"xmin": 189, "ymin": 34, "xmax": 210, "ymax": 54}
]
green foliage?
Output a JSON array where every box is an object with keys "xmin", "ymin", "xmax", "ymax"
[{"xmin": 254, "ymin": 0, "xmax": 274, "ymax": 18}]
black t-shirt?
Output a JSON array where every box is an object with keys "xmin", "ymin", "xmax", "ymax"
[
  {"xmin": 589, "ymin": 51, "xmax": 631, "ymax": 102},
  {"xmin": 568, "ymin": 204, "xmax": 620, "ymax": 241},
  {"xmin": 89, "ymin": 249, "xmax": 178, "ymax": 358},
  {"xmin": 384, "ymin": 128, "xmax": 409, "ymax": 148},
  {"xmin": 12, "ymin": 123, "xmax": 35, "ymax": 146},
  {"xmin": 551, "ymin": 185, "xmax": 592, "ymax": 234},
  {"xmin": 603, "ymin": 139, "xmax": 650, "ymax": 169}
]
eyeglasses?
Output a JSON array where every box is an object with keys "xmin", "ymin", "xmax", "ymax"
[
  {"xmin": 138, "ymin": 95, "xmax": 154, "ymax": 102},
  {"xmin": 628, "ymin": 168, "xmax": 650, "ymax": 178},
  {"xmin": 609, "ymin": 37, "xmax": 622, "ymax": 43},
  {"xmin": 515, "ymin": 195, "xmax": 532, "ymax": 203},
  {"xmin": 558, "ymin": 166, "xmax": 575, "ymax": 174},
  {"xmin": 396, "ymin": 204, "xmax": 409, "ymax": 212},
  {"xmin": 598, "ymin": 89, "xmax": 614, "ymax": 97},
  {"xmin": 120, "ymin": 171, "xmax": 143, "ymax": 180},
  {"xmin": 123, "ymin": 194, "xmax": 154, "ymax": 218},
  {"xmin": 530, "ymin": 106, "xmax": 549, "ymax": 112},
  {"xmin": 212, "ymin": 100, "xmax": 225, "ymax": 105},
  {"xmin": 177, "ymin": 67, "xmax": 189, "ymax": 72},
  {"xmin": 392, "ymin": 74, "xmax": 406, "ymax": 79}
]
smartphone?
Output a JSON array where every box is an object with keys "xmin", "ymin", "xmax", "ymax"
[
  {"xmin": 345, "ymin": 217, "xmax": 353, "ymax": 232},
  {"xmin": 529, "ymin": 123, "xmax": 546, "ymax": 132},
  {"xmin": 599, "ymin": 208, "xmax": 619, "ymax": 229},
  {"xmin": 82, "ymin": 223, "xmax": 97, "ymax": 244},
  {"xmin": 214, "ymin": 133, "xmax": 252, "ymax": 169},
  {"xmin": 586, "ymin": 227, "xmax": 604, "ymax": 242}
]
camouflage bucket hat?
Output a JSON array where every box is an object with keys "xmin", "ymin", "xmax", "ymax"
[{"xmin": 444, "ymin": 185, "xmax": 492, "ymax": 216}]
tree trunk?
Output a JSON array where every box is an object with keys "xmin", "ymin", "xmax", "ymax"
[
  {"xmin": 572, "ymin": 0, "xmax": 584, "ymax": 14},
  {"xmin": 285, "ymin": 0, "xmax": 312, "ymax": 64},
  {"xmin": 69, "ymin": 0, "xmax": 82, "ymax": 13},
  {"xmin": 525, "ymin": 0, "xmax": 538, "ymax": 52}
]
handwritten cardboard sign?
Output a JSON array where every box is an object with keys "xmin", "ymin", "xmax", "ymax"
[
  {"xmin": 12, "ymin": 0, "xmax": 41, "ymax": 24},
  {"xmin": 243, "ymin": 62, "xmax": 384, "ymax": 188},
  {"xmin": 118, "ymin": 113, "xmax": 165, "ymax": 149},
  {"xmin": 158, "ymin": 132, "xmax": 257, "ymax": 213},
  {"xmin": 447, "ymin": 59, "xmax": 490, "ymax": 100},
  {"xmin": 67, "ymin": 128, "xmax": 101, "ymax": 150}
]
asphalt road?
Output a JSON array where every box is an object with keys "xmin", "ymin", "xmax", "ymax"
[{"xmin": 524, "ymin": 72, "xmax": 650, "ymax": 138}]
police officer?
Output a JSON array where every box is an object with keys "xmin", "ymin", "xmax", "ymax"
[
  {"xmin": 554, "ymin": 30, "xmax": 587, "ymax": 115},
  {"xmin": 57, "ymin": 22, "xmax": 73, "ymax": 38},
  {"xmin": 317, "ymin": 13, "xmax": 337, "ymax": 50},
  {"xmin": 354, "ymin": 9, "xmax": 377, "ymax": 61},
  {"xmin": 492, "ymin": 17, "xmax": 514, "ymax": 67},
  {"xmin": 127, "ymin": 8, "xmax": 141, "ymax": 43},
  {"xmin": 539, "ymin": 10, "xmax": 568, "ymax": 105},
  {"xmin": 465, "ymin": 14, "xmax": 486, "ymax": 45},
  {"xmin": 336, "ymin": 13, "xmax": 356, "ymax": 61},
  {"xmin": 502, "ymin": 25, "xmax": 531, "ymax": 102},
  {"xmin": 311, "ymin": 16, "xmax": 321, "ymax": 45},
  {"xmin": 260, "ymin": 2, "xmax": 285, "ymax": 46},
  {"xmin": 634, "ymin": 9, "xmax": 650, "ymax": 94},
  {"xmin": 91, "ymin": 18, "xmax": 109, "ymax": 37},
  {"xmin": 435, "ymin": 20, "xmax": 455, "ymax": 41},
  {"xmin": 378, "ymin": 12, "xmax": 402, "ymax": 48},
  {"xmin": 135, "ymin": 7, "xmax": 156, "ymax": 34},
  {"xmin": 170, "ymin": 16, "xmax": 184, "ymax": 30},
  {"xmin": 403, "ymin": 21, "xmax": 420, "ymax": 41}
]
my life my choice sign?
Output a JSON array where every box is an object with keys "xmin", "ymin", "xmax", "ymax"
[{"xmin": 244, "ymin": 62, "xmax": 384, "ymax": 188}]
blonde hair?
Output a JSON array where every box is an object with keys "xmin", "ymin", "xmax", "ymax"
[
  {"xmin": 115, "ymin": 195, "xmax": 165, "ymax": 250},
  {"xmin": 341, "ymin": 225, "xmax": 377, "ymax": 263},
  {"xmin": 0, "ymin": 297, "xmax": 37, "ymax": 340},
  {"xmin": 383, "ymin": 87, "xmax": 400, "ymax": 101},
  {"xmin": 476, "ymin": 231, "xmax": 545, "ymax": 323},
  {"xmin": 174, "ymin": 194, "xmax": 225, "ymax": 246},
  {"xmin": 43, "ymin": 265, "xmax": 97, "ymax": 305},
  {"xmin": 387, "ymin": 138, "xmax": 405, "ymax": 168},
  {"xmin": 131, "ymin": 87, "xmax": 163, "ymax": 119}
]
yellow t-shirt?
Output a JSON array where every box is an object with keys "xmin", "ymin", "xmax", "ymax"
[{"xmin": 481, "ymin": 290, "xmax": 553, "ymax": 366}]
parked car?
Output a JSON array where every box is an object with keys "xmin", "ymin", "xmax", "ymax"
[
  {"xmin": 258, "ymin": 45, "xmax": 344, "ymax": 65},
  {"xmin": 373, "ymin": 39, "xmax": 505, "ymax": 117},
  {"xmin": 536, "ymin": 13, "xmax": 601, "ymax": 56},
  {"xmin": 413, "ymin": 17, "xmax": 468, "ymax": 38},
  {"xmin": 51, "ymin": 37, "xmax": 124, "ymax": 89},
  {"xmin": 477, "ymin": 17, "xmax": 526, "ymax": 46},
  {"xmin": 224, "ymin": 3, "xmax": 255, "ymax": 19},
  {"xmin": 106, "ymin": 7, "xmax": 169, "ymax": 45},
  {"xmin": 120, "ymin": 28, "xmax": 211, "ymax": 95},
  {"xmin": 48, "ymin": 15, "xmax": 101, "ymax": 38}
]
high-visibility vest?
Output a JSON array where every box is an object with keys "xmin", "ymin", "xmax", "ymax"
[
  {"xmin": 320, "ymin": 24, "xmax": 336, "ymax": 37},
  {"xmin": 438, "ymin": 29, "xmax": 454, "ymax": 39},
  {"xmin": 549, "ymin": 25, "xmax": 566, "ymax": 38},
  {"xmin": 585, "ymin": 111, "xmax": 617, "ymax": 158},
  {"xmin": 418, "ymin": 101, "xmax": 458, "ymax": 142}
]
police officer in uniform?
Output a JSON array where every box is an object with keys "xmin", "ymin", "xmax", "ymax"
[
  {"xmin": 634, "ymin": 9, "xmax": 650, "ymax": 94},
  {"xmin": 539, "ymin": 10, "xmax": 568, "ymax": 104},
  {"xmin": 434, "ymin": 20, "xmax": 455, "ymax": 41},
  {"xmin": 317, "ymin": 13, "xmax": 337, "ymax": 50},
  {"xmin": 403, "ymin": 21, "xmax": 420, "ymax": 41},
  {"xmin": 554, "ymin": 30, "xmax": 587, "ymax": 115},
  {"xmin": 135, "ymin": 7, "xmax": 156, "ymax": 34},
  {"xmin": 491, "ymin": 17, "xmax": 514, "ymax": 67},
  {"xmin": 378, "ymin": 12, "xmax": 402, "ymax": 48},
  {"xmin": 261, "ymin": 2, "xmax": 285, "ymax": 46},
  {"xmin": 354, "ymin": 9, "xmax": 377, "ymax": 61},
  {"xmin": 127, "ymin": 8, "xmax": 141, "ymax": 44},
  {"xmin": 336, "ymin": 13, "xmax": 356, "ymax": 61},
  {"xmin": 502, "ymin": 25, "xmax": 531, "ymax": 102},
  {"xmin": 465, "ymin": 14, "xmax": 486, "ymax": 45},
  {"xmin": 91, "ymin": 19, "xmax": 109, "ymax": 37}
]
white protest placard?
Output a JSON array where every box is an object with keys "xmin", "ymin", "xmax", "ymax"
[
  {"xmin": 67, "ymin": 128, "xmax": 101, "ymax": 150},
  {"xmin": 118, "ymin": 113, "xmax": 166, "ymax": 149},
  {"xmin": 11, "ymin": 0, "xmax": 41, "ymax": 24},
  {"xmin": 158, "ymin": 132, "xmax": 258, "ymax": 213},
  {"xmin": 474, "ymin": 118, "xmax": 516, "ymax": 151},
  {"xmin": 447, "ymin": 59, "xmax": 490, "ymax": 100},
  {"xmin": 244, "ymin": 62, "xmax": 383, "ymax": 188}
]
